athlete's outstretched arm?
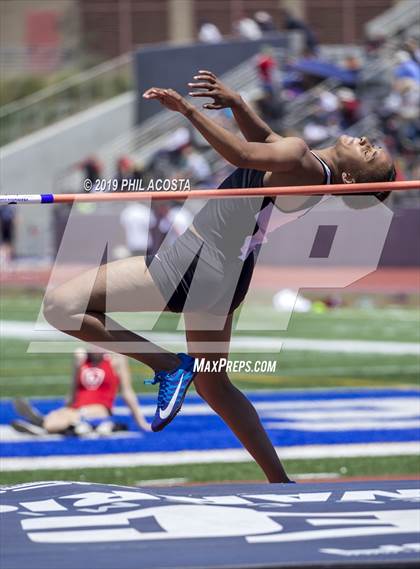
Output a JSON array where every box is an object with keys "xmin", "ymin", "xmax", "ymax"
[
  {"xmin": 143, "ymin": 87, "xmax": 305, "ymax": 172},
  {"xmin": 188, "ymin": 70, "xmax": 281, "ymax": 143}
]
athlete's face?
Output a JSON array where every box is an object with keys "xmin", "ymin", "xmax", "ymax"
[{"xmin": 335, "ymin": 135, "xmax": 393, "ymax": 183}]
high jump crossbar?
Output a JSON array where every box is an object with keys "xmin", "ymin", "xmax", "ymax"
[{"xmin": 0, "ymin": 180, "xmax": 418, "ymax": 205}]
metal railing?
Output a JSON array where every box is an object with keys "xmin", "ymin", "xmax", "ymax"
[
  {"xmin": 0, "ymin": 53, "xmax": 133, "ymax": 146},
  {"xmin": 366, "ymin": 0, "xmax": 420, "ymax": 39}
]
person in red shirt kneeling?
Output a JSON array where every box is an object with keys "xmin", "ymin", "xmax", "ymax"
[{"xmin": 12, "ymin": 349, "xmax": 151, "ymax": 435}]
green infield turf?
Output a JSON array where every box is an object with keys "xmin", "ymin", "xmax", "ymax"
[
  {"xmin": 0, "ymin": 456, "xmax": 418, "ymax": 487},
  {"xmin": 1, "ymin": 290, "xmax": 419, "ymax": 483},
  {"xmin": 1, "ymin": 289, "xmax": 419, "ymax": 397},
  {"xmin": 1, "ymin": 289, "xmax": 419, "ymax": 341},
  {"xmin": 1, "ymin": 337, "xmax": 419, "ymax": 398}
]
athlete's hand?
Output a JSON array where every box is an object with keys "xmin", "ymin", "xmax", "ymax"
[
  {"xmin": 143, "ymin": 87, "xmax": 193, "ymax": 116},
  {"xmin": 188, "ymin": 70, "xmax": 241, "ymax": 110}
]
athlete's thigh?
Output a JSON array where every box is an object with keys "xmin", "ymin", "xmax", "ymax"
[
  {"xmin": 52, "ymin": 256, "xmax": 167, "ymax": 313},
  {"xmin": 98, "ymin": 256, "xmax": 168, "ymax": 313}
]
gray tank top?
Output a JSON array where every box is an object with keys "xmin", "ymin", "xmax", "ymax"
[{"xmin": 192, "ymin": 152, "xmax": 332, "ymax": 261}]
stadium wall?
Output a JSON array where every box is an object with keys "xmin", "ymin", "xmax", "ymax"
[{"xmin": 134, "ymin": 34, "xmax": 291, "ymax": 124}]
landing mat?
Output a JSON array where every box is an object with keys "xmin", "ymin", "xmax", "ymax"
[{"xmin": 1, "ymin": 480, "xmax": 419, "ymax": 569}]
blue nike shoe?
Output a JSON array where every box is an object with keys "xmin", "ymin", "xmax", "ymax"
[{"xmin": 145, "ymin": 353, "xmax": 196, "ymax": 432}]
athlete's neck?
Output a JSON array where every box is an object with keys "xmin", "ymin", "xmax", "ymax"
[{"xmin": 312, "ymin": 146, "xmax": 340, "ymax": 184}]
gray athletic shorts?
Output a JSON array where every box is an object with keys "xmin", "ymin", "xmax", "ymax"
[{"xmin": 145, "ymin": 229, "xmax": 254, "ymax": 315}]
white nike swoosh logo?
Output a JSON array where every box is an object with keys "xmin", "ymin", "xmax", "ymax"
[{"xmin": 159, "ymin": 373, "xmax": 185, "ymax": 420}]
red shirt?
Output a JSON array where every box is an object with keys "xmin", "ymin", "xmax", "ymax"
[
  {"xmin": 257, "ymin": 55, "xmax": 276, "ymax": 81},
  {"xmin": 72, "ymin": 356, "xmax": 120, "ymax": 411}
]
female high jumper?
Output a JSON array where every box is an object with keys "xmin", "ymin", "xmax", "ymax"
[{"xmin": 44, "ymin": 71, "xmax": 395, "ymax": 483}]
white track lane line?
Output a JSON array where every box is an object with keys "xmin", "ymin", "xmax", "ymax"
[
  {"xmin": 1, "ymin": 442, "xmax": 419, "ymax": 471},
  {"xmin": 1, "ymin": 321, "xmax": 419, "ymax": 355}
]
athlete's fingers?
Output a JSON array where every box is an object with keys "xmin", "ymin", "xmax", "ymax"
[
  {"xmin": 198, "ymin": 70, "xmax": 217, "ymax": 79},
  {"xmin": 142, "ymin": 88, "xmax": 157, "ymax": 98},
  {"xmin": 203, "ymin": 103, "xmax": 223, "ymax": 109},
  {"xmin": 189, "ymin": 90, "xmax": 215, "ymax": 97},
  {"xmin": 145, "ymin": 93, "xmax": 164, "ymax": 101},
  {"xmin": 188, "ymin": 82, "xmax": 214, "ymax": 90},
  {"xmin": 143, "ymin": 87, "xmax": 164, "ymax": 98},
  {"xmin": 193, "ymin": 74, "xmax": 216, "ymax": 83},
  {"xmin": 143, "ymin": 92, "xmax": 160, "ymax": 99}
]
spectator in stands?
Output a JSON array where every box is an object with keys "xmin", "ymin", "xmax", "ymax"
[
  {"xmin": 254, "ymin": 91, "xmax": 284, "ymax": 132},
  {"xmin": 198, "ymin": 21, "xmax": 223, "ymax": 43},
  {"xmin": 254, "ymin": 11, "xmax": 277, "ymax": 34},
  {"xmin": 364, "ymin": 34, "xmax": 386, "ymax": 58},
  {"xmin": 150, "ymin": 202, "xmax": 194, "ymax": 250},
  {"xmin": 164, "ymin": 126, "xmax": 191, "ymax": 169},
  {"xmin": 150, "ymin": 203, "xmax": 171, "ymax": 253},
  {"xmin": 233, "ymin": 15, "xmax": 262, "ymax": 40},
  {"xmin": 133, "ymin": 160, "xmax": 146, "ymax": 183},
  {"xmin": 116, "ymin": 156, "xmax": 135, "ymax": 190},
  {"xmin": 79, "ymin": 156, "xmax": 102, "ymax": 187},
  {"xmin": 402, "ymin": 37, "xmax": 420, "ymax": 63},
  {"xmin": 336, "ymin": 88, "xmax": 361, "ymax": 128},
  {"xmin": 389, "ymin": 78, "xmax": 419, "ymax": 121},
  {"xmin": 166, "ymin": 204, "xmax": 194, "ymax": 240},
  {"xmin": 166, "ymin": 126, "xmax": 191, "ymax": 153},
  {"xmin": 394, "ymin": 50, "xmax": 420, "ymax": 83},
  {"xmin": 344, "ymin": 55, "xmax": 363, "ymax": 74},
  {"xmin": 318, "ymin": 89, "xmax": 340, "ymax": 115},
  {"xmin": 280, "ymin": 8, "xmax": 318, "ymax": 56},
  {"xmin": 149, "ymin": 148, "xmax": 174, "ymax": 180},
  {"xmin": 12, "ymin": 350, "xmax": 151, "ymax": 436},
  {"xmin": 0, "ymin": 204, "xmax": 16, "ymax": 268},
  {"xmin": 120, "ymin": 202, "xmax": 156, "ymax": 257},
  {"xmin": 303, "ymin": 119, "xmax": 332, "ymax": 146},
  {"xmin": 181, "ymin": 144, "xmax": 213, "ymax": 187},
  {"xmin": 383, "ymin": 48, "xmax": 420, "ymax": 116},
  {"xmin": 255, "ymin": 45, "xmax": 281, "ymax": 96}
]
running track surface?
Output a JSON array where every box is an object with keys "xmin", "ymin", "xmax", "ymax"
[
  {"xmin": 1, "ymin": 389, "xmax": 419, "ymax": 460},
  {"xmin": 1, "ymin": 266, "xmax": 419, "ymax": 292}
]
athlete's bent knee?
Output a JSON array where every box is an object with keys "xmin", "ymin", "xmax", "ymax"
[{"xmin": 43, "ymin": 289, "xmax": 76, "ymax": 329}]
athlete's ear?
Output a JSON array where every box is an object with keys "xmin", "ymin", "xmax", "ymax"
[{"xmin": 342, "ymin": 171, "xmax": 356, "ymax": 184}]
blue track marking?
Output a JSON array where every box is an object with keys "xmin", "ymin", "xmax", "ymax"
[{"xmin": 1, "ymin": 389, "xmax": 419, "ymax": 458}]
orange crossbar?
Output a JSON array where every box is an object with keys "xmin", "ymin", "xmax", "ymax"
[
  {"xmin": 1, "ymin": 180, "xmax": 418, "ymax": 205},
  {"xmin": 50, "ymin": 180, "xmax": 419, "ymax": 203}
]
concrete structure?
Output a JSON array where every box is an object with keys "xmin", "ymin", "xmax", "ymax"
[{"xmin": 0, "ymin": 92, "xmax": 134, "ymax": 257}]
